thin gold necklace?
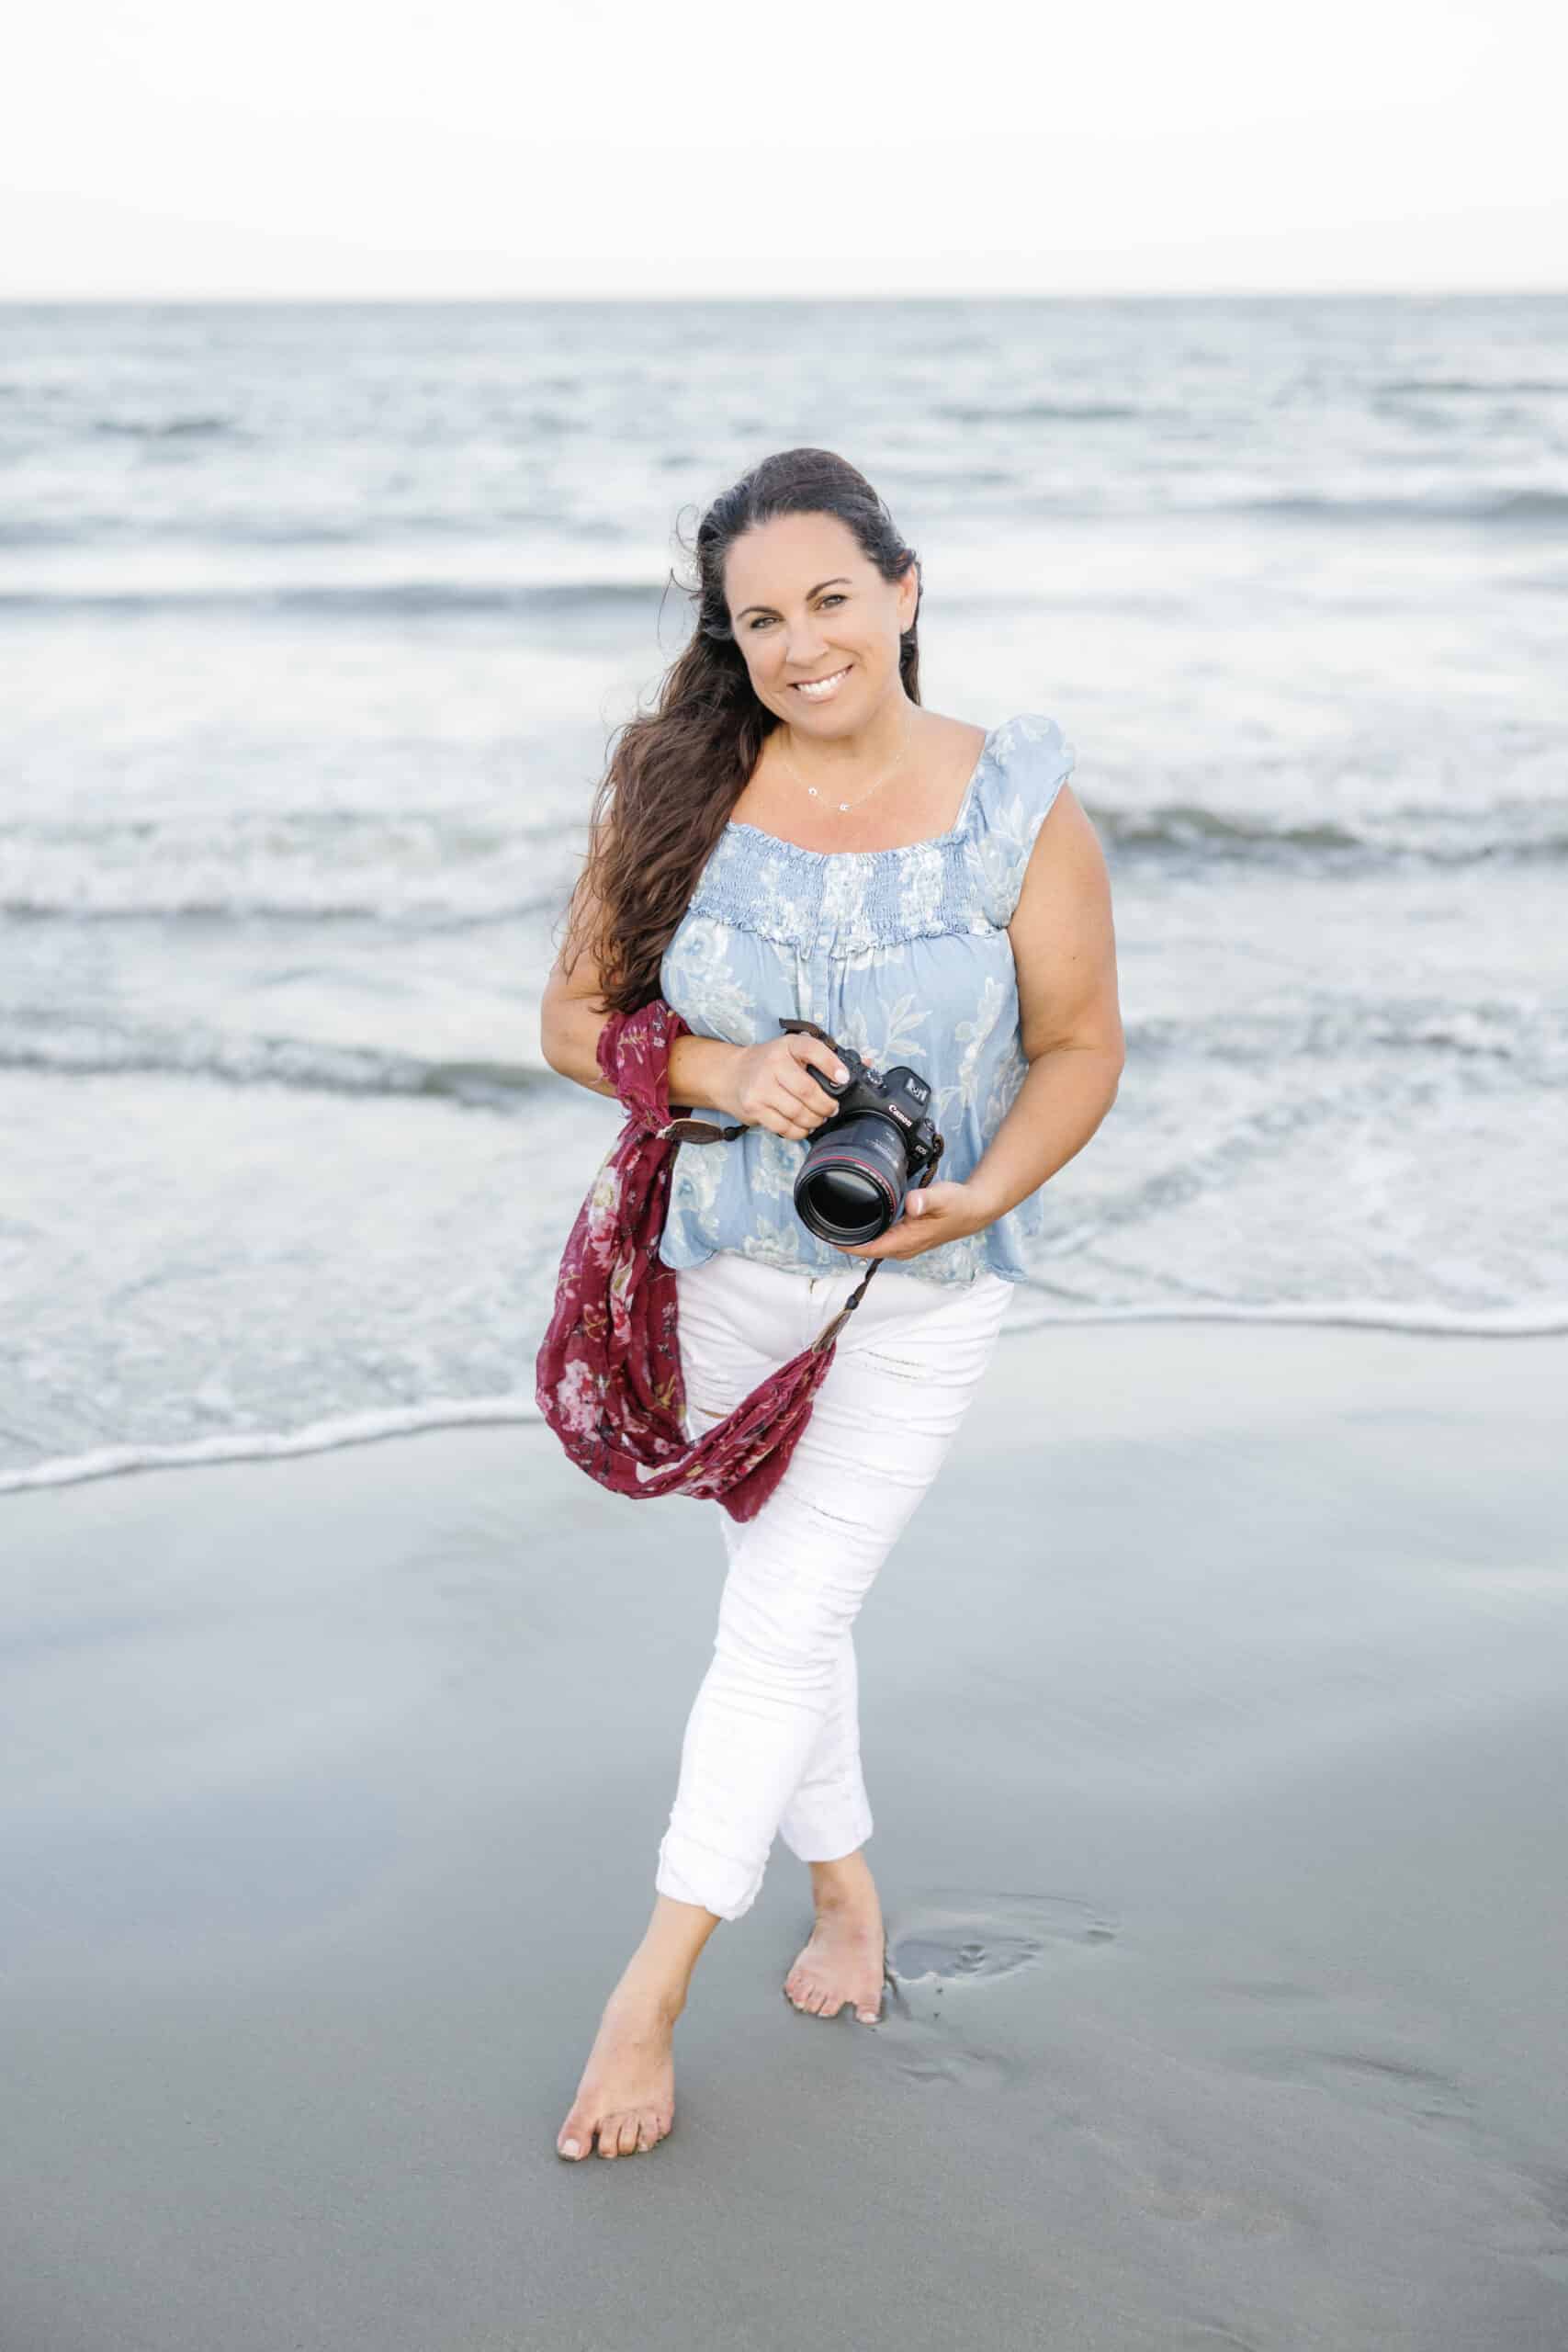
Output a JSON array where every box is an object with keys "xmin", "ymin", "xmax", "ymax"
[{"xmin": 772, "ymin": 706, "xmax": 915, "ymax": 815}]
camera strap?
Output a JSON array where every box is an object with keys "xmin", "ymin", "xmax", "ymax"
[
  {"xmin": 657, "ymin": 1114, "xmax": 747, "ymax": 1143},
  {"xmin": 809, "ymin": 1258, "xmax": 885, "ymax": 1353}
]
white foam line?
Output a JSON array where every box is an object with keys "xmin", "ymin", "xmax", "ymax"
[
  {"xmin": 5, "ymin": 1295, "xmax": 1566, "ymax": 1498},
  {"xmin": 999, "ymin": 1296, "xmax": 1568, "ymax": 1340},
  {"xmin": 0, "ymin": 1394, "xmax": 545, "ymax": 1496}
]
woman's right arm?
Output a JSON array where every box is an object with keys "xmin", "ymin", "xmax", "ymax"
[{"xmin": 538, "ymin": 876, "xmax": 744, "ymax": 1114}]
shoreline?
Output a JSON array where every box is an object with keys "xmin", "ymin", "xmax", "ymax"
[{"xmin": 6, "ymin": 1291, "xmax": 1566, "ymax": 1498}]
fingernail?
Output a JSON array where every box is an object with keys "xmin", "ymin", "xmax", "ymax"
[{"xmin": 834, "ymin": 1066, "xmax": 848, "ymax": 1081}]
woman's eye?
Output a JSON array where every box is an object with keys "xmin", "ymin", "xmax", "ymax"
[{"xmin": 748, "ymin": 593, "xmax": 846, "ymax": 632}]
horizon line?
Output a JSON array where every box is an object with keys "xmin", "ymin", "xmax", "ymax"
[{"xmin": 3, "ymin": 283, "xmax": 1566, "ymax": 306}]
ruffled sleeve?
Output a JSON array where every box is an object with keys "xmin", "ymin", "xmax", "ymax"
[{"xmin": 967, "ymin": 712, "xmax": 1077, "ymax": 927}]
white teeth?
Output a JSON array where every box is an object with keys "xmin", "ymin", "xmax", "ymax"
[{"xmin": 795, "ymin": 666, "xmax": 850, "ymax": 699}]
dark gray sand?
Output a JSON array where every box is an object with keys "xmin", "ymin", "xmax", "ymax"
[{"xmin": 3, "ymin": 1321, "xmax": 1566, "ymax": 2350}]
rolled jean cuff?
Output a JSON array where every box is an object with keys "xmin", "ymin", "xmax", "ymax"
[
  {"xmin": 655, "ymin": 1827, "xmax": 765, "ymax": 1924},
  {"xmin": 778, "ymin": 1799, "xmax": 874, "ymax": 1866}
]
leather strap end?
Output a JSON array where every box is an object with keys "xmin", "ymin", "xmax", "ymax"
[{"xmin": 660, "ymin": 1114, "xmax": 747, "ymax": 1144}]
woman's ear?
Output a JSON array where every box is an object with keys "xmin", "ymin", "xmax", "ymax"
[{"xmin": 898, "ymin": 558, "xmax": 921, "ymax": 631}]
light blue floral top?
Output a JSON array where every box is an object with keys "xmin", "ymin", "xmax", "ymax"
[{"xmin": 657, "ymin": 710, "xmax": 1077, "ymax": 1290}]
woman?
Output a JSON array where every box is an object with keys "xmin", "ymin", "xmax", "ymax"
[{"xmin": 540, "ymin": 447, "xmax": 1123, "ymax": 2161}]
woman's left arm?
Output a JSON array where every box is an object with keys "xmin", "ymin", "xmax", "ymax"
[
  {"xmin": 966, "ymin": 782, "xmax": 1125, "ymax": 1219},
  {"xmin": 839, "ymin": 786, "xmax": 1123, "ymax": 1261}
]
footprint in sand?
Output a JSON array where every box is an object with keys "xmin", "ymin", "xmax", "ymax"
[
  {"xmin": 1171, "ymin": 2327, "xmax": 1268, "ymax": 2349},
  {"xmin": 886, "ymin": 1887, "xmax": 1117, "ymax": 1988},
  {"xmin": 877, "ymin": 1889, "xmax": 1117, "ymax": 2088},
  {"xmin": 1235, "ymin": 2044, "xmax": 1475, "ymax": 2133},
  {"xmin": 1485, "ymin": 2161, "xmax": 1568, "ymax": 2282},
  {"xmin": 1236, "ymin": 2037, "xmax": 1568, "ymax": 2282},
  {"xmin": 886, "ymin": 2033, "xmax": 1015, "ymax": 2093}
]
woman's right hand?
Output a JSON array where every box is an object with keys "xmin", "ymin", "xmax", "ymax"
[{"xmin": 722, "ymin": 1032, "xmax": 850, "ymax": 1140}]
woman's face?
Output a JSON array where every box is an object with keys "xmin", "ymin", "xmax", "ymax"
[{"xmin": 722, "ymin": 511, "xmax": 918, "ymax": 731}]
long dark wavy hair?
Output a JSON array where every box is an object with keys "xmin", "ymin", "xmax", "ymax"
[{"xmin": 555, "ymin": 446, "xmax": 922, "ymax": 1014}]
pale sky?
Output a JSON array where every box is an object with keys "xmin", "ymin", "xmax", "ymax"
[{"xmin": 3, "ymin": 0, "xmax": 1562, "ymax": 299}]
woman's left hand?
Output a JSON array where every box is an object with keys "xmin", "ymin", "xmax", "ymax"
[{"xmin": 833, "ymin": 1178, "xmax": 993, "ymax": 1263}]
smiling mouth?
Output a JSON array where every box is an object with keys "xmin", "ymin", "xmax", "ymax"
[{"xmin": 792, "ymin": 663, "xmax": 852, "ymax": 699}]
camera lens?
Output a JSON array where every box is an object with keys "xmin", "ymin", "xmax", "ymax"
[
  {"xmin": 795, "ymin": 1112, "xmax": 908, "ymax": 1245},
  {"xmin": 813, "ymin": 1165, "xmax": 885, "ymax": 1225}
]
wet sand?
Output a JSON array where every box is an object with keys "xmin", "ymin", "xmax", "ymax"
[{"xmin": 3, "ymin": 1318, "xmax": 1566, "ymax": 2350}]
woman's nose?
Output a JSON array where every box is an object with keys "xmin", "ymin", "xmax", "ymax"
[{"xmin": 783, "ymin": 629, "xmax": 830, "ymax": 666}]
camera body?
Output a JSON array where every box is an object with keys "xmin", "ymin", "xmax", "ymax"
[{"xmin": 778, "ymin": 1019, "xmax": 944, "ymax": 1248}]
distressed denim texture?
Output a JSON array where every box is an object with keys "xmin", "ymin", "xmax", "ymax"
[{"xmin": 655, "ymin": 1246, "xmax": 1012, "ymax": 1921}]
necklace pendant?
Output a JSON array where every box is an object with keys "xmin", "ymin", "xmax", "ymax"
[{"xmin": 775, "ymin": 711, "xmax": 914, "ymax": 821}]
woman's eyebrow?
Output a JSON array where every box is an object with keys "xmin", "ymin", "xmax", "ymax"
[{"xmin": 733, "ymin": 576, "xmax": 852, "ymax": 621}]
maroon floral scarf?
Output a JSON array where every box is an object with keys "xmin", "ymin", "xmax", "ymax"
[{"xmin": 534, "ymin": 998, "xmax": 880, "ymax": 1522}]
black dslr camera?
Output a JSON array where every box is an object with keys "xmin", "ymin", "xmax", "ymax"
[{"xmin": 778, "ymin": 1018, "xmax": 945, "ymax": 1249}]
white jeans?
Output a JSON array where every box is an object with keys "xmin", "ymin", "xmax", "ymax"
[{"xmin": 655, "ymin": 1247, "xmax": 1012, "ymax": 1923}]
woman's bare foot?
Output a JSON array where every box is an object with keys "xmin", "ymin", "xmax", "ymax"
[
  {"xmin": 557, "ymin": 1984, "xmax": 679, "ymax": 2160},
  {"xmin": 784, "ymin": 1849, "xmax": 886, "ymax": 2024},
  {"xmin": 557, "ymin": 1895, "xmax": 720, "ymax": 2161}
]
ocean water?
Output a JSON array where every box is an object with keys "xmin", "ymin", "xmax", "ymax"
[{"xmin": 2, "ymin": 295, "xmax": 1565, "ymax": 1492}]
